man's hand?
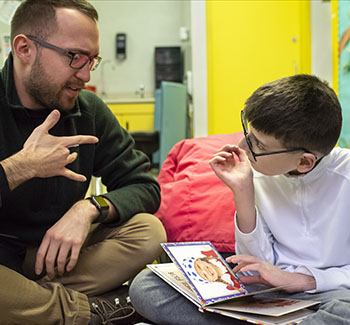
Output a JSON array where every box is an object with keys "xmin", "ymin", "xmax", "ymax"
[
  {"xmin": 35, "ymin": 199, "xmax": 98, "ymax": 279},
  {"xmin": 227, "ymin": 254, "xmax": 316, "ymax": 293},
  {"xmin": 1, "ymin": 109, "xmax": 98, "ymax": 190}
]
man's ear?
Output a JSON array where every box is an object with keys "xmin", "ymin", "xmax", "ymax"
[
  {"xmin": 296, "ymin": 153, "xmax": 317, "ymax": 173},
  {"xmin": 12, "ymin": 34, "xmax": 35, "ymax": 64}
]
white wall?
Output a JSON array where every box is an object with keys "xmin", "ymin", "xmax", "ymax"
[
  {"xmin": 311, "ymin": 0, "xmax": 333, "ymax": 86},
  {"xmin": 90, "ymin": 0, "xmax": 191, "ymax": 96},
  {"xmin": 0, "ymin": 20, "xmax": 10, "ymax": 66},
  {"xmin": 0, "ymin": 1, "xmax": 191, "ymax": 96}
]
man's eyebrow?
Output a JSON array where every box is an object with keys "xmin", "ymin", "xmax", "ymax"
[{"xmin": 68, "ymin": 47, "xmax": 99, "ymax": 57}]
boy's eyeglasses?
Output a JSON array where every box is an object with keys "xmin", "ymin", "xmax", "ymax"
[
  {"xmin": 241, "ymin": 110, "xmax": 311, "ymax": 162},
  {"xmin": 26, "ymin": 35, "xmax": 102, "ymax": 71}
]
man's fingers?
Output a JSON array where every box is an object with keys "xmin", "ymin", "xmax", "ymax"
[
  {"xmin": 66, "ymin": 152, "xmax": 78, "ymax": 165},
  {"xmin": 35, "ymin": 238, "xmax": 50, "ymax": 275},
  {"xmin": 45, "ymin": 240, "xmax": 61, "ymax": 279},
  {"xmin": 56, "ymin": 243, "xmax": 71, "ymax": 276},
  {"xmin": 38, "ymin": 109, "xmax": 61, "ymax": 133},
  {"xmin": 62, "ymin": 168, "xmax": 87, "ymax": 182},
  {"xmin": 66, "ymin": 246, "xmax": 81, "ymax": 272},
  {"xmin": 62, "ymin": 135, "xmax": 98, "ymax": 147}
]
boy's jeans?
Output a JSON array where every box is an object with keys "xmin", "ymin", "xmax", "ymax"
[{"xmin": 130, "ymin": 268, "xmax": 350, "ymax": 325}]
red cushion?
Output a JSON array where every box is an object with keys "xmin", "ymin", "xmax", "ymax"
[{"xmin": 155, "ymin": 132, "xmax": 243, "ymax": 253}]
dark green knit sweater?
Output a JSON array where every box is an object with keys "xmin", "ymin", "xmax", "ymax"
[{"xmin": 0, "ymin": 54, "xmax": 160, "ymax": 244}]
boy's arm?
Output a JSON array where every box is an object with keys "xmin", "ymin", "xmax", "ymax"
[
  {"xmin": 294, "ymin": 264, "xmax": 350, "ymax": 293},
  {"xmin": 210, "ymin": 145, "xmax": 256, "ymax": 233},
  {"xmin": 210, "ymin": 144, "xmax": 275, "ymax": 261}
]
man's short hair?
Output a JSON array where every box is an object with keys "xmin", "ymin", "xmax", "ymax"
[
  {"xmin": 244, "ymin": 74, "xmax": 342, "ymax": 156},
  {"xmin": 11, "ymin": 0, "xmax": 98, "ymax": 44}
]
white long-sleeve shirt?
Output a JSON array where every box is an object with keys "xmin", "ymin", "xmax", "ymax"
[{"xmin": 235, "ymin": 147, "xmax": 350, "ymax": 293}]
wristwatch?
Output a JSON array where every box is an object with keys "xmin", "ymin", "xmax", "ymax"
[{"xmin": 87, "ymin": 195, "xmax": 109, "ymax": 223}]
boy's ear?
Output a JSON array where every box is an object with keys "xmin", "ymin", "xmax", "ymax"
[
  {"xmin": 296, "ymin": 153, "xmax": 317, "ymax": 173},
  {"xmin": 12, "ymin": 34, "xmax": 35, "ymax": 63}
]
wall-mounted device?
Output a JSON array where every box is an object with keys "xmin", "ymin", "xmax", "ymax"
[
  {"xmin": 155, "ymin": 47, "xmax": 183, "ymax": 89},
  {"xmin": 116, "ymin": 33, "xmax": 126, "ymax": 60}
]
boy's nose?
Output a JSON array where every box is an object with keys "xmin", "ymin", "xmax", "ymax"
[{"xmin": 238, "ymin": 137, "xmax": 248, "ymax": 152}]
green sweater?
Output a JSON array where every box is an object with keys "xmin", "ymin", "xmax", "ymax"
[{"xmin": 0, "ymin": 54, "xmax": 160, "ymax": 244}]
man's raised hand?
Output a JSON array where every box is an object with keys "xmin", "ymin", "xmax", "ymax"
[{"xmin": 1, "ymin": 109, "xmax": 98, "ymax": 190}]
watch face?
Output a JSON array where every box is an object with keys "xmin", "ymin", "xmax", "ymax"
[{"xmin": 94, "ymin": 196, "xmax": 109, "ymax": 210}]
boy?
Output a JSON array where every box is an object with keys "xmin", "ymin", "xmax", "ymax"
[{"xmin": 130, "ymin": 74, "xmax": 350, "ymax": 324}]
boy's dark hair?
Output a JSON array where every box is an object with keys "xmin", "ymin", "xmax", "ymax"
[
  {"xmin": 11, "ymin": 0, "xmax": 98, "ymax": 44},
  {"xmin": 244, "ymin": 74, "xmax": 342, "ymax": 156}
]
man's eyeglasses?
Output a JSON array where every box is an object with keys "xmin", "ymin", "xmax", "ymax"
[
  {"xmin": 26, "ymin": 35, "xmax": 102, "ymax": 71},
  {"xmin": 241, "ymin": 110, "xmax": 312, "ymax": 162}
]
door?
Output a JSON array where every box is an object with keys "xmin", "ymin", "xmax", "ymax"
[{"xmin": 206, "ymin": 0, "xmax": 311, "ymax": 134}]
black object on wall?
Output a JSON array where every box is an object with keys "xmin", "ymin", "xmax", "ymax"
[
  {"xmin": 116, "ymin": 33, "xmax": 126, "ymax": 60},
  {"xmin": 155, "ymin": 47, "xmax": 183, "ymax": 89}
]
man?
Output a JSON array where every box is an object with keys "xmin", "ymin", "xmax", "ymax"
[{"xmin": 0, "ymin": 0, "xmax": 166, "ymax": 324}]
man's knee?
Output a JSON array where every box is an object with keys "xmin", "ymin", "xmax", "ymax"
[{"xmin": 128, "ymin": 213, "xmax": 167, "ymax": 243}]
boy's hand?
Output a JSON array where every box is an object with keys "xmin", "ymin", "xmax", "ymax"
[
  {"xmin": 227, "ymin": 254, "xmax": 316, "ymax": 293},
  {"xmin": 209, "ymin": 145, "xmax": 253, "ymax": 193},
  {"xmin": 210, "ymin": 144, "xmax": 256, "ymax": 233}
]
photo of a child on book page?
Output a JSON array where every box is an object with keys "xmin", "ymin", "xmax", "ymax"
[{"xmin": 163, "ymin": 242, "xmax": 247, "ymax": 301}]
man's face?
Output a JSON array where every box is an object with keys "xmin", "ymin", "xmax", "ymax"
[
  {"xmin": 24, "ymin": 8, "xmax": 100, "ymax": 111},
  {"xmin": 238, "ymin": 127, "xmax": 304, "ymax": 176}
]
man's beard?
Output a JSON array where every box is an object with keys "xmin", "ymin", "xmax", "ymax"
[{"xmin": 24, "ymin": 56, "xmax": 78, "ymax": 112}]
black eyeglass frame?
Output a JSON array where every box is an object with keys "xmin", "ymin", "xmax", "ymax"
[
  {"xmin": 241, "ymin": 110, "xmax": 313, "ymax": 162},
  {"xmin": 26, "ymin": 35, "xmax": 102, "ymax": 71}
]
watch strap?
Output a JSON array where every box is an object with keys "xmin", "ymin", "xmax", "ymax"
[{"xmin": 87, "ymin": 195, "xmax": 109, "ymax": 223}]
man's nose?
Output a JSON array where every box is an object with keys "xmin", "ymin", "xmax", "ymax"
[{"xmin": 75, "ymin": 63, "xmax": 91, "ymax": 83}]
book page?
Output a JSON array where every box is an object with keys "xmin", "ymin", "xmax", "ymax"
[
  {"xmin": 203, "ymin": 306, "xmax": 316, "ymax": 325},
  {"xmin": 213, "ymin": 296, "xmax": 319, "ymax": 317},
  {"xmin": 147, "ymin": 263, "xmax": 201, "ymax": 307}
]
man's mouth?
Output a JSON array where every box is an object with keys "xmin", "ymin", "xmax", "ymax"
[
  {"xmin": 68, "ymin": 85, "xmax": 82, "ymax": 91},
  {"xmin": 66, "ymin": 85, "xmax": 83, "ymax": 96}
]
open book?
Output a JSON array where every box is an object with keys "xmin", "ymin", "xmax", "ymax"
[{"xmin": 148, "ymin": 241, "xmax": 319, "ymax": 325}]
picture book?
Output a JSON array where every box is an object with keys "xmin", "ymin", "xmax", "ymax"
[{"xmin": 147, "ymin": 241, "xmax": 319, "ymax": 324}]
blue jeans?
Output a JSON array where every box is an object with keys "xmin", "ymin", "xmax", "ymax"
[{"xmin": 129, "ymin": 269, "xmax": 350, "ymax": 325}]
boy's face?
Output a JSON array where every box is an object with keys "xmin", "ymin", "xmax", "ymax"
[{"xmin": 238, "ymin": 127, "xmax": 307, "ymax": 176}]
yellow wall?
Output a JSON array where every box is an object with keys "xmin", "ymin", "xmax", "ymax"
[{"xmin": 206, "ymin": 0, "xmax": 311, "ymax": 134}]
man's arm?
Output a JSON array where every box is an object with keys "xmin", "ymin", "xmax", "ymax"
[{"xmin": 90, "ymin": 100, "xmax": 161, "ymax": 225}]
